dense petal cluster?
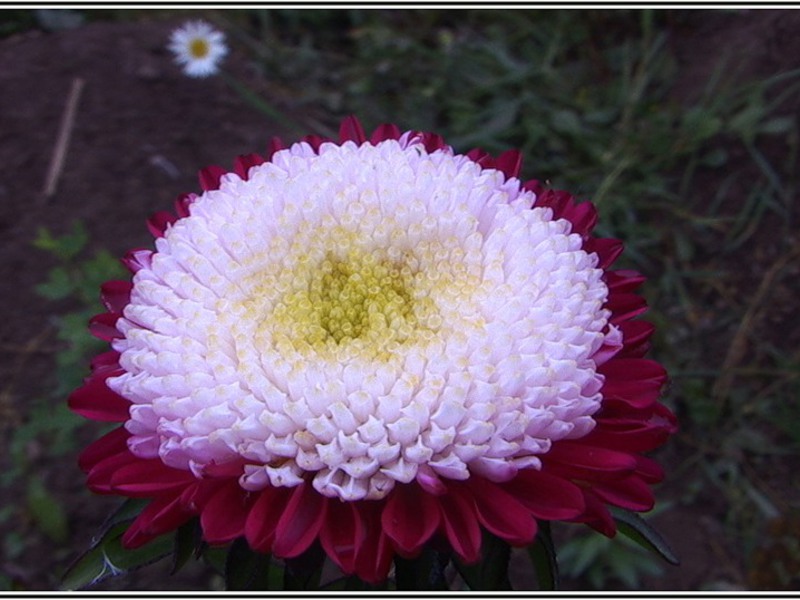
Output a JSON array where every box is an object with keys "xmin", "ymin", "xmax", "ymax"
[{"xmin": 71, "ymin": 117, "xmax": 676, "ymax": 583}]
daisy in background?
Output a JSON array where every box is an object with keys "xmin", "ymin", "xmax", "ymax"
[{"xmin": 168, "ymin": 20, "xmax": 227, "ymax": 78}]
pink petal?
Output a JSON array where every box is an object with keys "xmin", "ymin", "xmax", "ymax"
[
  {"xmin": 88, "ymin": 312, "xmax": 121, "ymax": 342},
  {"xmin": 100, "ymin": 280, "xmax": 132, "ymax": 313},
  {"xmin": 89, "ymin": 350, "xmax": 122, "ymax": 373},
  {"xmin": 586, "ymin": 418, "xmax": 671, "ymax": 453},
  {"xmin": 245, "ymin": 485, "xmax": 290, "ymax": 553},
  {"xmin": 86, "ymin": 451, "xmax": 138, "ymax": 493},
  {"xmin": 563, "ymin": 200, "xmax": 598, "ymax": 238},
  {"xmin": 180, "ymin": 479, "xmax": 224, "ymax": 512},
  {"xmin": 415, "ymin": 464, "xmax": 447, "ymax": 496},
  {"xmin": 174, "ymin": 193, "xmax": 196, "ymax": 218},
  {"xmin": 146, "ymin": 210, "xmax": 177, "ymax": 238},
  {"xmin": 606, "ymin": 269, "xmax": 646, "ymax": 292},
  {"xmin": 110, "ymin": 459, "xmax": 196, "ymax": 497},
  {"xmin": 502, "ymin": 468, "xmax": 585, "ymax": 521},
  {"xmin": 68, "ymin": 374, "xmax": 130, "ymax": 422},
  {"xmin": 122, "ymin": 492, "xmax": 195, "ymax": 548},
  {"xmin": 494, "ymin": 149, "xmax": 523, "ymax": 179},
  {"xmin": 202, "ymin": 459, "xmax": 247, "ymax": 478},
  {"xmin": 339, "ymin": 116, "xmax": 367, "ymax": 144},
  {"xmin": 534, "ymin": 189, "xmax": 571, "ymax": 219},
  {"xmin": 466, "ymin": 148, "xmax": 494, "ymax": 169},
  {"xmin": 543, "ymin": 441, "xmax": 637, "ymax": 481},
  {"xmin": 78, "ymin": 426, "xmax": 129, "ymax": 473},
  {"xmin": 617, "ymin": 321, "xmax": 655, "ymax": 358},
  {"xmin": 572, "ymin": 489, "xmax": 617, "ymax": 537},
  {"xmin": 634, "ymin": 454, "xmax": 666, "ymax": 484},
  {"xmin": 369, "ymin": 123, "xmax": 401, "ymax": 144},
  {"xmin": 353, "ymin": 502, "xmax": 394, "ymax": 584},
  {"xmin": 266, "ymin": 137, "xmax": 285, "ymax": 160},
  {"xmin": 599, "ymin": 359, "xmax": 667, "ymax": 408},
  {"xmin": 121, "ymin": 248, "xmax": 153, "ymax": 274},
  {"xmin": 198, "ymin": 165, "xmax": 226, "ymax": 191},
  {"xmin": 591, "ymin": 475, "xmax": 654, "ymax": 512},
  {"xmin": 320, "ymin": 499, "xmax": 362, "ymax": 575},
  {"xmin": 607, "ymin": 292, "xmax": 648, "ymax": 324},
  {"xmin": 419, "ymin": 132, "xmax": 447, "ymax": 153},
  {"xmin": 468, "ymin": 478, "xmax": 537, "ymax": 546},
  {"xmin": 301, "ymin": 135, "xmax": 328, "ymax": 152},
  {"xmin": 437, "ymin": 484, "xmax": 481, "ymax": 563},
  {"xmin": 233, "ymin": 153, "xmax": 265, "ymax": 180},
  {"xmin": 584, "ymin": 238, "xmax": 624, "ymax": 269},
  {"xmin": 272, "ymin": 483, "xmax": 327, "ymax": 558},
  {"xmin": 200, "ymin": 480, "xmax": 256, "ymax": 544},
  {"xmin": 382, "ymin": 483, "xmax": 440, "ymax": 556},
  {"xmin": 521, "ymin": 178, "xmax": 545, "ymax": 196}
]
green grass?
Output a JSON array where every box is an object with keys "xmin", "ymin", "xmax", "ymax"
[{"xmin": 1, "ymin": 223, "xmax": 126, "ymax": 589}]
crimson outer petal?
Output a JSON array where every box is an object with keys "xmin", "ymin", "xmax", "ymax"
[{"xmin": 72, "ymin": 116, "xmax": 677, "ymax": 584}]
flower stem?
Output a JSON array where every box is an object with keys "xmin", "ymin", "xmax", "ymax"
[
  {"xmin": 219, "ymin": 71, "xmax": 313, "ymax": 138},
  {"xmin": 394, "ymin": 547, "xmax": 451, "ymax": 590},
  {"xmin": 282, "ymin": 542, "xmax": 325, "ymax": 590}
]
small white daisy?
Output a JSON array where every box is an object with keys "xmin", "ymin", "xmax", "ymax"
[{"xmin": 168, "ymin": 20, "xmax": 227, "ymax": 78}]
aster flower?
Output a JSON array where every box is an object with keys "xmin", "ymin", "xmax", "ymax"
[
  {"xmin": 70, "ymin": 117, "xmax": 677, "ymax": 587},
  {"xmin": 168, "ymin": 20, "xmax": 227, "ymax": 78}
]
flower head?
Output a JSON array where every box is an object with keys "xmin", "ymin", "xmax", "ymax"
[
  {"xmin": 71, "ymin": 117, "xmax": 677, "ymax": 584},
  {"xmin": 168, "ymin": 20, "xmax": 227, "ymax": 78}
]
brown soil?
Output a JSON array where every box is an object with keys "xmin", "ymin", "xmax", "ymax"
[{"xmin": 0, "ymin": 10, "xmax": 798, "ymax": 591}]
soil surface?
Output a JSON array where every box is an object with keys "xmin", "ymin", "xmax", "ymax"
[{"xmin": 0, "ymin": 10, "xmax": 798, "ymax": 591}]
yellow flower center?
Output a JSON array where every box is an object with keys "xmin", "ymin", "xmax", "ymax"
[
  {"xmin": 189, "ymin": 38, "xmax": 210, "ymax": 59},
  {"xmin": 237, "ymin": 213, "xmax": 487, "ymax": 368},
  {"xmin": 270, "ymin": 248, "xmax": 435, "ymax": 359}
]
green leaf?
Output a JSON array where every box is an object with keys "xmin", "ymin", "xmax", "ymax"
[
  {"xmin": 4, "ymin": 531, "xmax": 26, "ymax": 560},
  {"xmin": 33, "ymin": 222, "xmax": 88, "ymax": 259},
  {"xmin": 103, "ymin": 525, "xmax": 174, "ymax": 571},
  {"xmin": 26, "ymin": 477, "xmax": 69, "ymax": 543},
  {"xmin": 61, "ymin": 221, "xmax": 90, "ymax": 259},
  {"xmin": 200, "ymin": 544, "xmax": 228, "ymax": 575},
  {"xmin": 673, "ymin": 229, "xmax": 695, "ymax": 263},
  {"xmin": 77, "ymin": 249, "xmax": 126, "ymax": 304},
  {"xmin": 758, "ymin": 115, "xmax": 795, "ymax": 136},
  {"xmin": 394, "ymin": 547, "xmax": 450, "ymax": 590},
  {"xmin": 728, "ymin": 96, "xmax": 766, "ymax": 145},
  {"xmin": 452, "ymin": 531, "xmax": 511, "ymax": 591},
  {"xmin": 35, "ymin": 8, "xmax": 84, "ymax": 31},
  {"xmin": 35, "ymin": 266, "xmax": 75, "ymax": 300},
  {"xmin": 171, "ymin": 519, "xmax": 200, "ymax": 575},
  {"xmin": 527, "ymin": 521, "xmax": 559, "ymax": 590},
  {"xmin": 61, "ymin": 527, "xmax": 120, "ymax": 589},
  {"xmin": 224, "ymin": 537, "xmax": 274, "ymax": 590},
  {"xmin": 584, "ymin": 108, "xmax": 619, "ymax": 125},
  {"xmin": 61, "ymin": 500, "xmax": 171, "ymax": 590},
  {"xmin": 700, "ymin": 147, "xmax": 728, "ymax": 168},
  {"xmin": 610, "ymin": 507, "xmax": 680, "ymax": 566},
  {"xmin": 557, "ymin": 530, "xmax": 606, "ymax": 577},
  {"xmin": 32, "ymin": 227, "xmax": 59, "ymax": 253},
  {"xmin": 282, "ymin": 542, "xmax": 325, "ymax": 590},
  {"xmin": 100, "ymin": 498, "xmax": 150, "ymax": 529},
  {"xmin": 0, "ymin": 506, "xmax": 15, "ymax": 524},
  {"xmin": 552, "ymin": 109, "xmax": 583, "ymax": 136},
  {"xmin": 608, "ymin": 549, "xmax": 642, "ymax": 588},
  {"xmin": 320, "ymin": 574, "xmax": 370, "ymax": 591},
  {"xmin": 682, "ymin": 106, "xmax": 722, "ymax": 143}
]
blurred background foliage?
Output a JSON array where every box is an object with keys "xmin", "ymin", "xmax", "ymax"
[{"xmin": 2, "ymin": 7, "xmax": 798, "ymax": 591}]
